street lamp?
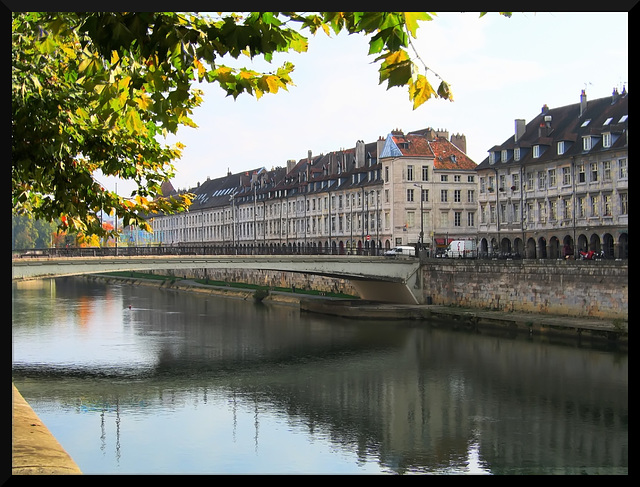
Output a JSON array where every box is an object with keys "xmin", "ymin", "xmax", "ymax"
[{"xmin": 413, "ymin": 184, "xmax": 424, "ymax": 251}]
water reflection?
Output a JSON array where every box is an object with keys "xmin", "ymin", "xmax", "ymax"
[{"xmin": 12, "ymin": 278, "xmax": 627, "ymax": 474}]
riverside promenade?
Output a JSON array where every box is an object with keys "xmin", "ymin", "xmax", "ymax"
[{"xmin": 12, "ymin": 384, "xmax": 82, "ymax": 475}]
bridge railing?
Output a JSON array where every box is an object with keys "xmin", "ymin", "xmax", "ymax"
[{"xmin": 12, "ymin": 245, "xmax": 387, "ymax": 258}]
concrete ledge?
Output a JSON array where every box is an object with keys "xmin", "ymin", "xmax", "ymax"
[{"xmin": 12, "ymin": 384, "xmax": 82, "ymax": 475}]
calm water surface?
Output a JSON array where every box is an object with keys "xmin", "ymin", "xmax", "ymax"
[{"xmin": 12, "ymin": 278, "xmax": 628, "ymax": 474}]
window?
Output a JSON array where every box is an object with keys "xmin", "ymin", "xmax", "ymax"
[
  {"xmin": 550, "ymin": 199, "xmax": 557, "ymax": 221},
  {"xmin": 620, "ymin": 193, "xmax": 628, "ymax": 215},
  {"xmin": 511, "ymin": 173, "xmax": 519, "ymax": 190},
  {"xmin": 480, "ymin": 177, "xmax": 486, "ymax": 193},
  {"xmin": 603, "ymin": 161, "xmax": 611, "ymax": 181},
  {"xmin": 577, "ymin": 164, "xmax": 586, "ymax": 183},
  {"xmin": 562, "ymin": 166, "xmax": 571, "ymax": 186},
  {"xmin": 590, "ymin": 195, "xmax": 599, "ymax": 217},
  {"xmin": 407, "ymin": 188, "xmax": 414, "ymax": 202},
  {"xmin": 561, "ymin": 198, "xmax": 571, "ymax": 220},
  {"xmin": 537, "ymin": 171, "xmax": 546, "ymax": 190},
  {"xmin": 502, "ymin": 150, "xmax": 508, "ymax": 162},
  {"xmin": 384, "ymin": 166, "xmax": 389, "ymax": 182},
  {"xmin": 467, "ymin": 189, "xmax": 475, "ymax": 203},
  {"xmin": 500, "ymin": 204, "xmax": 507, "ymax": 223},
  {"xmin": 583, "ymin": 136, "xmax": 592, "ymax": 151},
  {"xmin": 407, "ymin": 165, "xmax": 414, "ymax": 181},
  {"xmin": 603, "ymin": 194, "xmax": 612, "ymax": 216},
  {"xmin": 619, "ymin": 158, "xmax": 628, "ymax": 179},
  {"xmin": 538, "ymin": 200, "xmax": 546, "ymax": 222},
  {"xmin": 514, "ymin": 147, "xmax": 520, "ymax": 161},
  {"xmin": 467, "ymin": 175, "xmax": 475, "ymax": 183},
  {"xmin": 454, "ymin": 211, "xmax": 462, "ymax": 227},
  {"xmin": 421, "ymin": 165, "xmax": 429, "ymax": 181},
  {"xmin": 467, "ymin": 212, "xmax": 475, "ymax": 227},
  {"xmin": 548, "ymin": 169, "xmax": 556, "ymax": 188},
  {"xmin": 513, "ymin": 202, "xmax": 521, "ymax": 222},
  {"xmin": 454, "ymin": 175, "xmax": 461, "ymax": 182},
  {"xmin": 454, "ymin": 189, "xmax": 461, "ymax": 203},
  {"xmin": 533, "ymin": 145, "xmax": 541, "ymax": 158},
  {"xmin": 590, "ymin": 162, "xmax": 598, "ymax": 182},
  {"xmin": 441, "ymin": 189, "xmax": 448, "ymax": 202},
  {"xmin": 557, "ymin": 141, "xmax": 565, "ymax": 155},
  {"xmin": 421, "ymin": 188, "xmax": 429, "ymax": 202},
  {"xmin": 440, "ymin": 211, "xmax": 448, "ymax": 227},
  {"xmin": 407, "ymin": 211, "xmax": 416, "ymax": 228},
  {"xmin": 441, "ymin": 175, "xmax": 448, "ymax": 182},
  {"xmin": 527, "ymin": 172, "xmax": 534, "ymax": 191},
  {"xmin": 578, "ymin": 196, "xmax": 586, "ymax": 218},
  {"xmin": 603, "ymin": 132, "xmax": 612, "ymax": 148}
]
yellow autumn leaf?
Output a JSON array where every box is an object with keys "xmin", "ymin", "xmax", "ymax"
[
  {"xmin": 402, "ymin": 12, "xmax": 434, "ymax": 37},
  {"xmin": 409, "ymin": 74, "xmax": 436, "ymax": 110}
]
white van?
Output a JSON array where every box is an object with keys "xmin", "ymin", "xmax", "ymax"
[
  {"xmin": 384, "ymin": 246, "xmax": 416, "ymax": 257},
  {"xmin": 445, "ymin": 240, "xmax": 477, "ymax": 258}
]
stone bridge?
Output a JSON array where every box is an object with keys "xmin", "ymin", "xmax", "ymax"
[{"xmin": 11, "ymin": 255, "xmax": 424, "ymax": 304}]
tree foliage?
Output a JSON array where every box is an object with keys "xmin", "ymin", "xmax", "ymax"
[{"xmin": 12, "ymin": 12, "xmax": 510, "ymax": 238}]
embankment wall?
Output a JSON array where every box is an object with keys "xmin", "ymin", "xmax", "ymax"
[
  {"xmin": 421, "ymin": 259, "xmax": 627, "ymax": 321},
  {"xmin": 151, "ymin": 259, "xmax": 627, "ymax": 321}
]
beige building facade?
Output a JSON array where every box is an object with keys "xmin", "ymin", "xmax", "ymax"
[{"xmin": 475, "ymin": 89, "xmax": 628, "ymax": 259}]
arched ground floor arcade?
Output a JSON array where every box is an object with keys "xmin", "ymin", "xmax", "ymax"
[{"xmin": 478, "ymin": 229, "xmax": 628, "ymax": 260}]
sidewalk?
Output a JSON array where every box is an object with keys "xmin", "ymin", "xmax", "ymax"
[{"xmin": 12, "ymin": 383, "xmax": 82, "ymax": 475}]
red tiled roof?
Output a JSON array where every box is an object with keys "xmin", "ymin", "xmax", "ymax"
[{"xmin": 428, "ymin": 138, "xmax": 477, "ymax": 170}]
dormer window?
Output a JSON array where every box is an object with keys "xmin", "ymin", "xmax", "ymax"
[
  {"xmin": 501, "ymin": 150, "xmax": 508, "ymax": 162},
  {"xmin": 557, "ymin": 141, "xmax": 565, "ymax": 155},
  {"xmin": 583, "ymin": 136, "xmax": 592, "ymax": 151},
  {"xmin": 603, "ymin": 132, "xmax": 612, "ymax": 148},
  {"xmin": 514, "ymin": 147, "xmax": 521, "ymax": 161},
  {"xmin": 533, "ymin": 145, "xmax": 541, "ymax": 158}
]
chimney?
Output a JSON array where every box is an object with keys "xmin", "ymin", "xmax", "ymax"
[
  {"xmin": 611, "ymin": 87, "xmax": 619, "ymax": 104},
  {"xmin": 450, "ymin": 133, "xmax": 467, "ymax": 154},
  {"xmin": 580, "ymin": 89, "xmax": 587, "ymax": 117},
  {"xmin": 376, "ymin": 136, "xmax": 385, "ymax": 162},
  {"xmin": 355, "ymin": 140, "xmax": 365, "ymax": 168},
  {"xmin": 515, "ymin": 119, "xmax": 526, "ymax": 143}
]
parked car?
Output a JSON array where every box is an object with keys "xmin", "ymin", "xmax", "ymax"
[{"xmin": 384, "ymin": 246, "xmax": 416, "ymax": 257}]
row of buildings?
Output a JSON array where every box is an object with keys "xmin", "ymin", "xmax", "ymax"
[{"xmin": 138, "ymin": 88, "xmax": 628, "ymax": 259}]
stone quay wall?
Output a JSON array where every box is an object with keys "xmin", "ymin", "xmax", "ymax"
[
  {"xmin": 152, "ymin": 267, "xmax": 360, "ymax": 297},
  {"xmin": 151, "ymin": 259, "xmax": 627, "ymax": 321},
  {"xmin": 420, "ymin": 259, "xmax": 628, "ymax": 321}
]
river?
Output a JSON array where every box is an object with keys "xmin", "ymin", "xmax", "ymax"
[{"xmin": 12, "ymin": 277, "xmax": 628, "ymax": 475}]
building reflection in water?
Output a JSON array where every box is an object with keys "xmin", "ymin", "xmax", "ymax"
[{"xmin": 12, "ymin": 278, "xmax": 627, "ymax": 474}]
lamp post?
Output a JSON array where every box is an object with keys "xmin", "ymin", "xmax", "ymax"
[{"xmin": 413, "ymin": 184, "xmax": 424, "ymax": 251}]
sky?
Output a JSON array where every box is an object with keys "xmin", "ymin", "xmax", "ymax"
[{"xmin": 101, "ymin": 12, "xmax": 629, "ymax": 196}]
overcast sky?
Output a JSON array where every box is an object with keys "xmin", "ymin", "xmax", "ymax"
[{"xmin": 101, "ymin": 12, "xmax": 628, "ymax": 196}]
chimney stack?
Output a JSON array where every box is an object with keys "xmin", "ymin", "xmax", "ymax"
[
  {"xmin": 515, "ymin": 119, "xmax": 526, "ymax": 143},
  {"xmin": 355, "ymin": 140, "xmax": 366, "ymax": 168},
  {"xmin": 580, "ymin": 89, "xmax": 587, "ymax": 117}
]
